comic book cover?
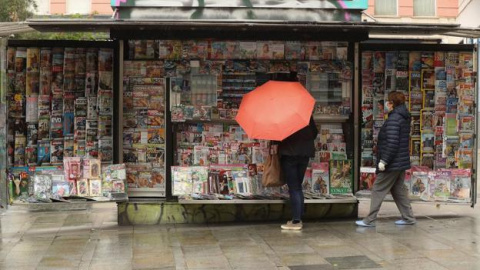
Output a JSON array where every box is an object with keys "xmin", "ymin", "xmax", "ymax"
[
  {"xmin": 312, "ymin": 163, "xmax": 330, "ymax": 194},
  {"xmin": 49, "ymin": 115, "xmax": 63, "ymax": 139},
  {"xmin": 50, "ymin": 139, "xmax": 64, "ymax": 164},
  {"xmin": 329, "ymin": 159, "xmax": 353, "ymax": 194},
  {"xmin": 409, "ymin": 71, "xmax": 421, "ymax": 93},
  {"xmin": 37, "ymin": 139, "xmax": 50, "ymax": 165},
  {"xmin": 37, "ymin": 115, "xmax": 50, "ymax": 141},
  {"xmin": 449, "ymin": 169, "xmax": 471, "ymax": 202}
]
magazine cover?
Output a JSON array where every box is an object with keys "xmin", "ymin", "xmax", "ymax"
[
  {"xmin": 329, "ymin": 159, "xmax": 353, "ymax": 194},
  {"xmin": 37, "ymin": 139, "xmax": 50, "ymax": 165},
  {"xmin": 433, "ymin": 170, "xmax": 451, "ymax": 201},
  {"xmin": 37, "ymin": 115, "xmax": 50, "ymax": 141},
  {"xmin": 33, "ymin": 173, "xmax": 52, "ymax": 200},
  {"xmin": 257, "ymin": 41, "xmax": 273, "ymax": 60},
  {"xmin": 420, "ymin": 110, "xmax": 434, "ymax": 131},
  {"xmin": 50, "ymin": 138, "xmax": 64, "ymax": 164},
  {"xmin": 25, "ymin": 146, "xmax": 37, "ymax": 165},
  {"xmin": 63, "ymin": 136, "xmax": 74, "ymax": 157},
  {"xmin": 99, "ymin": 139, "xmax": 113, "ymax": 162},
  {"xmin": 312, "ymin": 163, "xmax": 329, "ymax": 194},
  {"xmin": 421, "ymin": 133, "xmax": 434, "ymax": 153},
  {"xmin": 449, "ymin": 169, "xmax": 471, "ymax": 201},
  {"xmin": 172, "ymin": 166, "xmax": 193, "ymax": 195},
  {"xmin": 26, "ymin": 96, "xmax": 38, "ymax": 122},
  {"xmin": 49, "ymin": 116, "xmax": 63, "ymax": 139},
  {"xmin": 359, "ymin": 167, "xmax": 377, "ymax": 191},
  {"xmin": 457, "ymin": 148, "xmax": 473, "ymax": 169},
  {"xmin": 410, "ymin": 171, "xmax": 429, "ymax": 199},
  {"xmin": 51, "ymin": 175, "xmax": 70, "ymax": 198},
  {"xmin": 14, "ymin": 136, "xmax": 26, "ymax": 166},
  {"xmin": 89, "ymin": 179, "xmax": 102, "ymax": 196},
  {"xmin": 77, "ymin": 179, "xmax": 89, "ymax": 196}
]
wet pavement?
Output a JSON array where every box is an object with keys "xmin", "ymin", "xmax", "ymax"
[{"xmin": 0, "ymin": 200, "xmax": 479, "ymax": 270}]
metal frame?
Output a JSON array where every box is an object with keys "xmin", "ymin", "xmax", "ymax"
[{"xmin": 358, "ymin": 42, "xmax": 477, "ymax": 207}]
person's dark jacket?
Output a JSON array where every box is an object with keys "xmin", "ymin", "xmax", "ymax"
[
  {"xmin": 279, "ymin": 117, "xmax": 318, "ymax": 157},
  {"xmin": 377, "ymin": 104, "xmax": 411, "ymax": 172}
]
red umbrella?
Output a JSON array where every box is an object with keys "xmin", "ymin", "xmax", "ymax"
[{"xmin": 235, "ymin": 80, "xmax": 315, "ymax": 141}]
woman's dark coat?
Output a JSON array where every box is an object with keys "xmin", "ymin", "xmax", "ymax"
[
  {"xmin": 377, "ymin": 104, "xmax": 411, "ymax": 172},
  {"xmin": 279, "ymin": 117, "xmax": 318, "ymax": 157}
]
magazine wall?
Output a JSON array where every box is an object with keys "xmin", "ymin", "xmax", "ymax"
[
  {"xmin": 359, "ymin": 44, "xmax": 477, "ymax": 205},
  {"xmin": 3, "ymin": 40, "xmax": 127, "ymax": 204},
  {"xmin": 122, "ymin": 40, "xmax": 357, "ymax": 201}
]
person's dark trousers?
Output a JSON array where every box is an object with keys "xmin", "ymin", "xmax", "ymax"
[
  {"xmin": 281, "ymin": 155, "xmax": 309, "ymax": 221},
  {"xmin": 363, "ymin": 170, "xmax": 415, "ymax": 225}
]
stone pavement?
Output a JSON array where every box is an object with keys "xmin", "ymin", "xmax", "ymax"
[{"xmin": 0, "ymin": 200, "xmax": 479, "ymax": 270}]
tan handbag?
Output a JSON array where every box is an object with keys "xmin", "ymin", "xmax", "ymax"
[{"xmin": 261, "ymin": 142, "xmax": 285, "ymax": 187}]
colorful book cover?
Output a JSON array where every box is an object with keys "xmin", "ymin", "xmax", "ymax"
[
  {"xmin": 50, "ymin": 138, "xmax": 64, "ymax": 164},
  {"xmin": 359, "ymin": 167, "xmax": 376, "ymax": 191},
  {"xmin": 37, "ymin": 139, "xmax": 51, "ymax": 165}
]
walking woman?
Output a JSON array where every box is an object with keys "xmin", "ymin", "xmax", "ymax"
[
  {"xmin": 356, "ymin": 91, "xmax": 416, "ymax": 227},
  {"xmin": 279, "ymin": 116, "xmax": 318, "ymax": 230}
]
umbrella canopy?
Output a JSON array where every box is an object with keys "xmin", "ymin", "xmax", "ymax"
[{"xmin": 235, "ymin": 80, "xmax": 315, "ymax": 141}]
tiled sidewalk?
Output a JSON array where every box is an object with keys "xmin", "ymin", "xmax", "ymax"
[{"xmin": 0, "ymin": 200, "xmax": 479, "ymax": 270}]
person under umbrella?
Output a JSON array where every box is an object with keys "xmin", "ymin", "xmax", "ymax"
[{"xmin": 278, "ymin": 115, "xmax": 318, "ymax": 230}]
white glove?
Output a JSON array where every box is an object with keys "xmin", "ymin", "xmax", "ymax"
[{"xmin": 378, "ymin": 161, "xmax": 386, "ymax": 171}]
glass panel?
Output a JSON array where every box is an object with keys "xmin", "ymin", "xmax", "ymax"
[
  {"xmin": 375, "ymin": 0, "xmax": 397, "ymax": 16},
  {"xmin": 413, "ymin": 0, "xmax": 436, "ymax": 16}
]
